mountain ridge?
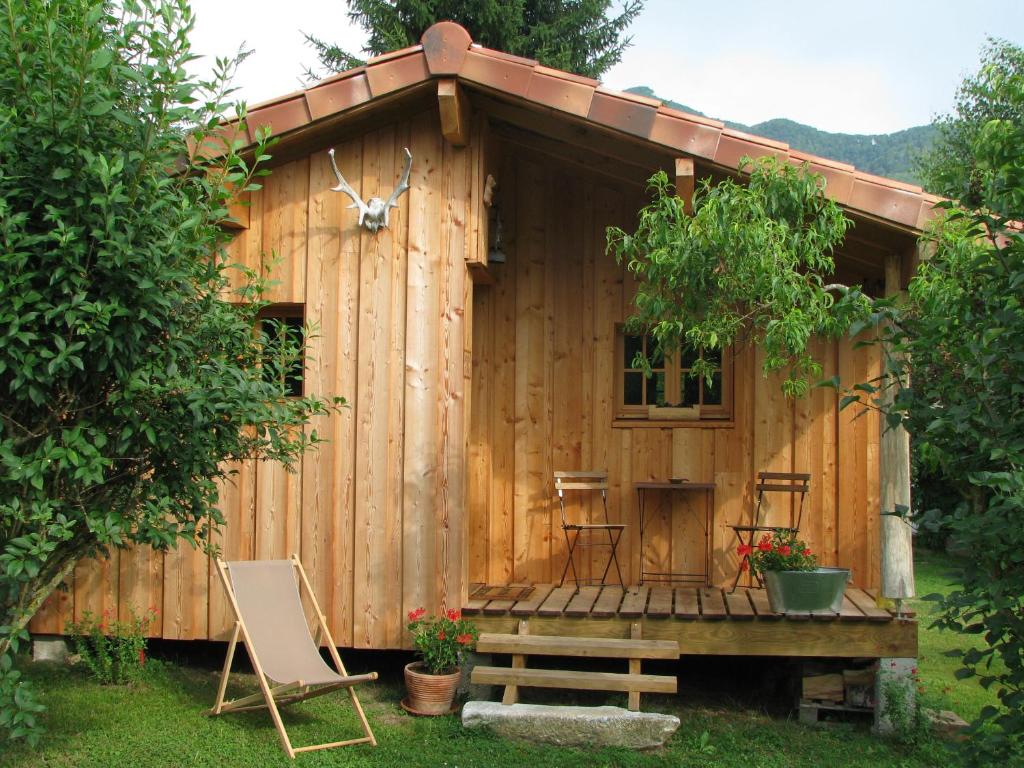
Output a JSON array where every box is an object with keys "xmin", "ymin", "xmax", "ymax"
[{"xmin": 626, "ymin": 86, "xmax": 936, "ymax": 186}]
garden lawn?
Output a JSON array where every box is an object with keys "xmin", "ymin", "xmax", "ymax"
[
  {"xmin": 911, "ymin": 549, "xmax": 1003, "ymax": 723},
  {"xmin": 4, "ymin": 550, "xmax": 994, "ymax": 768}
]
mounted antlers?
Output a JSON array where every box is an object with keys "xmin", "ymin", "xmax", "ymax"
[{"xmin": 327, "ymin": 147, "xmax": 413, "ymax": 232}]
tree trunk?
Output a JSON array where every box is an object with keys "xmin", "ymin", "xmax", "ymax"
[
  {"xmin": 880, "ymin": 253, "xmax": 915, "ymax": 602},
  {"xmin": 0, "ymin": 554, "xmax": 80, "ymax": 658}
]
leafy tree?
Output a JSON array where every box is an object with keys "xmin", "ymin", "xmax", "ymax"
[
  {"xmin": 305, "ymin": 0, "xmax": 644, "ymax": 79},
  {"xmin": 919, "ymin": 38, "xmax": 1024, "ymax": 213},
  {"xmin": 880, "ymin": 56, "xmax": 1024, "ymax": 762},
  {"xmin": 607, "ymin": 157, "xmax": 869, "ymax": 395},
  {"xmin": 612, "ymin": 47, "xmax": 1024, "ymax": 762},
  {"xmin": 0, "ymin": 0, "xmax": 332, "ymax": 743}
]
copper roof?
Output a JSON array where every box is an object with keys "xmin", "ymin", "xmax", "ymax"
[{"xmin": 230, "ymin": 21, "xmax": 940, "ymax": 233}]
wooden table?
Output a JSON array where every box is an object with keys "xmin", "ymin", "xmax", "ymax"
[{"xmin": 635, "ymin": 481, "xmax": 716, "ymax": 586}]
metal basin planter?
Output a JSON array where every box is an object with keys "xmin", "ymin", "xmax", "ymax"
[{"xmin": 764, "ymin": 567, "xmax": 850, "ymax": 614}]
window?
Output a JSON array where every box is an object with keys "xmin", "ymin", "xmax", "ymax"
[
  {"xmin": 615, "ymin": 327, "xmax": 731, "ymax": 420},
  {"xmin": 259, "ymin": 305, "xmax": 305, "ymax": 398}
]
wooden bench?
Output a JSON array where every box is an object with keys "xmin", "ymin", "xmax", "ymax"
[{"xmin": 471, "ymin": 622, "xmax": 678, "ymax": 711}]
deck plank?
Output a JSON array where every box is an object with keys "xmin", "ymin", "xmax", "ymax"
[
  {"xmin": 699, "ymin": 588, "xmax": 727, "ymax": 619},
  {"xmin": 510, "ymin": 584, "xmax": 554, "ymax": 616},
  {"xmin": 591, "ymin": 586, "xmax": 625, "ymax": 618},
  {"xmin": 845, "ymin": 588, "xmax": 892, "ymax": 622},
  {"xmin": 724, "ymin": 590, "xmax": 755, "ymax": 619},
  {"xmin": 564, "ymin": 586, "xmax": 602, "ymax": 617},
  {"xmin": 646, "ymin": 586, "xmax": 673, "ymax": 617},
  {"xmin": 618, "ymin": 586, "xmax": 649, "ymax": 617},
  {"xmin": 746, "ymin": 588, "xmax": 780, "ymax": 618},
  {"xmin": 537, "ymin": 585, "xmax": 578, "ymax": 616},
  {"xmin": 483, "ymin": 599, "xmax": 517, "ymax": 615},
  {"xmin": 865, "ymin": 588, "xmax": 916, "ymax": 618},
  {"xmin": 839, "ymin": 595, "xmax": 866, "ymax": 620},
  {"xmin": 463, "ymin": 583, "xmax": 489, "ymax": 615},
  {"xmin": 673, "ymin": 588, "xmax": 701, "ymax": 618}
]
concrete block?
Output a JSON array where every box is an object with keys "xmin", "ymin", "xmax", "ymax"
[{"xmin": 32, "ymin": 635, "xmax": 69, "ymax": 663}]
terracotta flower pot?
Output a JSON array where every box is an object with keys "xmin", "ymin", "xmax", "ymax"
[{"xmin": 403, "ymin": 661, "xmax": 461, "ymax": 715}]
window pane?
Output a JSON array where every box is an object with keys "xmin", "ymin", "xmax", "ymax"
[
  {"xmin": 646, "ymin": 371, "xmax": 666, "ymax": 406},
  {"xmin": 704, "ymin": 372, "xmax": 723, "ymax": 405},
  {"xmin": 682, "ymin": 373, "xmax": 700, "ymax": 406},
  {"xmin": 623, "ymin": 372, "xmax": 643, "ymax": 405},
  {"xmin": 681, "ymin": 345, "xmax": 698, "ymax": 369},
  {"xmin": 704, "ymin": 346, "xmax": 722, "ymax": 368},
  {"xmin": 623, "ymin": 334, "xmax": 643, "ymax": 369},
  {"xmin": 262, "ymin": 315, "xmax": 304, "ymax": 398},
  {"xmin": 647, "ymin": 336, "xmax": 665, "ymax": 367}
]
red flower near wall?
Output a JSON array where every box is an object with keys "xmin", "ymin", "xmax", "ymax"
[
  {"xmin": 757, "ymin": 535, "xmax": 773, "ymax": 552},
  {"xmin": 408, "ymin": 607, "xmax": 426, "ymax": 621},
  {"xmin": 737, "ymin": 543, "xmax": 753, "ymax": 557}
]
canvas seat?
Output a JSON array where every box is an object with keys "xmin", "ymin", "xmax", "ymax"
[{"xmin": 209, "ymin": 556, "xmax": 378, "ymax": 759}]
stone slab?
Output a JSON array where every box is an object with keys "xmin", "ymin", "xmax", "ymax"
[{"xmin": 462, "ymin": 701, "xmax": 679, "ymax": 749}]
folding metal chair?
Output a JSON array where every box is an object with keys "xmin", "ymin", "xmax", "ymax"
[
  {"xmin": 555, "ymin": 470, "xmax": 625, "ymax": 589},
  {"xmin": 729, "ymin": 471, "xmax": 811, "ymax": 592},
  {"xmin": 209, "ymin": 555, "xmax": 378, "ymax": 758}
]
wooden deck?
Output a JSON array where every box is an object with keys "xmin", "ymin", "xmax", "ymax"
[{"xmin": 463, "ymin": 584, "xmax": 917, "ymax": 659}]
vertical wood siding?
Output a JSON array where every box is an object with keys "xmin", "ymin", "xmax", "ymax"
[
  {"xmin": 31, "ymin": 108, "xmax": 474, "ymax": 649},
  {"xmin": 31, "ymin": 111, "xmax": 885, "ymax": 649},
  {"xmin": 467, "ymin": 140, "xmax": 883, "ymax": 591}
]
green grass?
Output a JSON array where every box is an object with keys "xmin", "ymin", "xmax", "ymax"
[
  {"xmin": 911, "ymin": 549, "xmax": 1003, "ymax": 722},
  {"xmin": 4, "ymin": 550, "xmax": 998, "ymax": 768}
]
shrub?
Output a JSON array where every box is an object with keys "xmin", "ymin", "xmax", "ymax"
[{"xmin": 67, "ymin": 608, "xmax": 157, "ymax": 685}]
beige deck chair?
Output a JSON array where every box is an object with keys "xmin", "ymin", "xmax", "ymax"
[{"xmin": 209, "ymin": 555, "xmax": 377, "ymax": 758}]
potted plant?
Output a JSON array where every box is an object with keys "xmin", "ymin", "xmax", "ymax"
[
  {"xmin": 742, "ymin": 532, "xmax": 850, "ymax": 614},
  {"xmin": 403, "ymin": 607, "xmax": 478, "ymax": 715}
]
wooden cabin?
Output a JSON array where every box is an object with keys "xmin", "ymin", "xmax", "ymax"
[{"xmin": 31, "ymin": 23, "xmax": 926, "ymax": 659}]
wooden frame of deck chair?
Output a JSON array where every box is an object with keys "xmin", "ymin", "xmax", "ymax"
[{"xmin": 209, "ymin": 555, "xmax": 377, "ymax": 758}]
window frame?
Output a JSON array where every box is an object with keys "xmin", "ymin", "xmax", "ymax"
[{"xmin": 614, "ymin": 325, "xmax": 733, "ymax": 421}]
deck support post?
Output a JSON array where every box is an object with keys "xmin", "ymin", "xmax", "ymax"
[
  {"xmin": 874, "ymin": 657, "xmax": 917, "ymax": 734},
  {"xmin": 879, "ymin": 253, "xmax": 915, "ymax": 610}
]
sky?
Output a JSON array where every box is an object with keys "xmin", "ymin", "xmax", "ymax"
[{"xmin": 187, "ymin": 0, "xmax": 1024, "ymax": 135}]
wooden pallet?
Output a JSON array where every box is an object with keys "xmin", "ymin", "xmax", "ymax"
[
  {"xmin": 798, "ymin": 699, "xmax": 874, "ymax": 725},
  {"xmin": 472, "ymin": 620, "xmax": 678, "ymax": 711}
]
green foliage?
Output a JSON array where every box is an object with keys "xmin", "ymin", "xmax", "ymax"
[
  {"xmin": 607, "ymin": 156, "xmax": 869, "ymax": 397},
  {"xmin": 744, "ymin": 531, "xmax": 816, "ymax": 577},
  {"xmin": 406, "ymin": 607, "xmax": 478, "ymax": 675},
  {"xmin": 880, "ymin": 671, "xmax": 931, "ymax": 749},
  {"xmin": 67, "ymin": 608, "xmax": 156, "ymax": 685},
  {"xmin": 919, "ymin": 38, "xmax": 1024, "ymax": 213},
  {"xmin": 305, "ymin": 0, "xmax": 643, "ymax": 79},
  {"xmin": 626, "ymin": 86, "xmax": 937, "ymax": 187},
  {"xmin": 852, "ymin": 47, "xmax": 1024, "ymax": 764},
  {"xmin": 0, "ymin": 0, "xmax": 335, "ymax": 744}
]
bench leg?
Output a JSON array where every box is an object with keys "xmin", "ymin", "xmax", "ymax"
[
  {"xmin": 502, "ymin": 620, "xmax": 529, "ymax": 706},
  {"xmin": 628, "ymin": 622, "xmax": 641, "ymax": 711}
]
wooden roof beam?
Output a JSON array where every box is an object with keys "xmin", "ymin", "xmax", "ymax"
[
  {"xmin": 439, "ymin": 79, "xmax": 470, "ymax": 146},
  {"xmin": 675, "ymin": 158, "xmax": 695, "ymax": 215}
]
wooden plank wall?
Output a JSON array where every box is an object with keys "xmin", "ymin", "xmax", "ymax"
[
  {"xmin": 466, "ymin": 139, "xmax": 882, "ymax": 591},
  {"xmin": 30, "ymin": 107, "xmax": 475, "ymax": 649}
]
